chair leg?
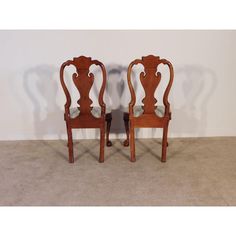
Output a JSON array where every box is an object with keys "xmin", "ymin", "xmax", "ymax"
[
  {"xmin": 161, "ymin": 122, "xmax": 169, "ymax": 162},
  {"xmin": 99, "ymin": 124, "xmax": 105, "ymax": 163},
  {"xmin": 66, "ymin": 122, "xmax": 74, "ymax": 163},
  {"xmin": 105, "ymin": 113, "xmax": 112, "ymax": 147},
  {"xmin": 66, "ymin": 122, "xmax": 69, "ymax": 147},
  {"xmin": 130, "ymin": 122, "xmax": 136, "ymax": 162},
  {"xmin": 123, "ymin": 113, "xmax": 130, "ymax": 147},
  {"xmin": 162, "ymin": 141, "xmax": 169, "ymax": 147}
]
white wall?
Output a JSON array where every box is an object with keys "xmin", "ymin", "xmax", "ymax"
[{"xmin": 0, "ymin": 30, "xmax": 236, "ymax": 140}]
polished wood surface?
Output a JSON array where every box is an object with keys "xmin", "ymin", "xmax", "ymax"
[
  {"xmin": 105, "ymin": 113, "xmax": 112, "ymax": 146},
  {"xmin": 124, "ymin": 55, "xmax": 174, "ymax": 162},
  {"xmin": 60, "ymin": 56, "xmax": 107, "ymax": 163}
]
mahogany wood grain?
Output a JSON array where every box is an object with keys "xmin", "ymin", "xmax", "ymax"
[
  {"xmin": 60, "ymin": 56, "xmax": 107, "ymax": 163},
  {"xmin": 124, "ymin": 55, "xmax": 174, "ymax": 162}
]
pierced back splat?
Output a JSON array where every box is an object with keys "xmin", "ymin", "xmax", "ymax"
[
  {"xmin": 72, "ymin": 57, "xmax": 94, "ymax": 115},
  {"xmin": 126, "ymin": 54, "xmax": 174, "ymax": 163},
  {"xmin": 128, "ymin": 55, "xmax": 174, "ymax": 117},
  {"xmin": 60, "ymin": 56, "xmax": 106, "ymax": 118},
  {"xmin": 140, "ymin": 55, "xmax": 162, "ymax": 114},
  {"xmin": 60, "ymin": 56, "xmax": 107, "ymax": 163}
]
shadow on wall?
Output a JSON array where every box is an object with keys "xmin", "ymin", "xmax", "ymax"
[
  {"xmin": 23, "ymin": 65, "xmax": 64, "ymax": 139},
  {"xmin": 91, "ymin": 64, "xmax": 137, "ymax": 138},
  {"xmin": 22, "ymin": 63, "xmax": 137, "ymax": 140},
  {"xmin": 22, "ymin": 63, "xmax": 216, "ymax": 140},
  {"xmin": 104, "ymin": 64, "xmax": 137, "ymax": 135},
  {"xmin": 169, "ymin": 65, "xmax": 218, "ymax": 137}
]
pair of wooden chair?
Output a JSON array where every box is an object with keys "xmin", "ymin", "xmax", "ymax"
[{"xmin": 60, "ymin": 55, "xmax": 174, "ymax": 163}]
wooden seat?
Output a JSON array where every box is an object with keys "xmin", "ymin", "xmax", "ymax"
[
  {"xmin": 122, "ymin": 105, "xmax": 165, "ymax": 117},
  {"xmin": 69, "ymin": 106, "xmax": 112, "ymax": 118},
  {"xmin": 123, "ymin": 55, "xmax": 174, "ymax": 162},
  {"xmin": 60, "ymin": 56, "xmax": 107, "ymax": 163}
]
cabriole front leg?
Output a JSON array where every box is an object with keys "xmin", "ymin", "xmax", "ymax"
[
  {"xmin": 105, "ymin": 113, "xmax": 112, "ymax": 147},
  {"xmin": 123, "ymin": 112, "xmax": 130, "ymax": 147}
]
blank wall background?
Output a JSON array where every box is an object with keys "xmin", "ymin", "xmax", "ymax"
[{"xmin": 0, "ymin": 30, "xmax": 236, "ymax": 140}]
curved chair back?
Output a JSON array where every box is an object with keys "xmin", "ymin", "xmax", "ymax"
[
  {"xmin": 127, "ymin": 55, "xmax": 174, "ymax": 117},
  {"xmin": 60, "ymin": 56, "xmax": 106, "ymax": 119}
]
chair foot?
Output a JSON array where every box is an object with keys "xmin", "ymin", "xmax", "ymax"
[
  {"xmin": 130, "ymin": 158, "xmax": 136, "ymax": 162},
  {"xmin": 123, "ymin": 139, "xmax": 129, "ymax": 146},
  {"xmin": 106, "ymin": 140, "xmax": 112, "ymax": 147},
  {"xmin": 99, "ymin": 159, "xmax": 104, "ymax": 163}
]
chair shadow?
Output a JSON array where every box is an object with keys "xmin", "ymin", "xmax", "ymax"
[
  {"xmin": 41, "ymin": 140, "xmax": 68, "ymax": 162},
  {"xmin": 23, "ymin": 64, "xmax": 65, "ymax": 140},
  {"xmin": 92, "ymin": 64, "xmax": 128, "ymax": 136},
  {"xmin": 112, "ymin": 64, "xmax": 218, "ymax": 161},
  {"xmin": 135, "ymin": 139, "xmax": 162, "ymax": 161},
  {"xmin": 73, "ymin": 140, "xmax": 100, "ymax": 162},
  {"xmin": 169, "ymin": 65, "xmax": 218, "ymax": 137},
  {"xmin": 105, "ymin": 139, "xmax": 130, "ymax": 161},
  {"xmin": 41, "ymin": 139, "xmax": 101, "ymax": 163},
  {"xmin": 105, "ymin": 64, "xmax": 138, "ymax": 138},
  {"xmin": 21, "ymin": 62, "xmax": 217, "ymax": 162}
]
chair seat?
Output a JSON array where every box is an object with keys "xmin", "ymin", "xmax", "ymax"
[
  {"xmin": 69, "ymin": 106, "xmax": 112, "ymax": 118},
  {"xmin": 122, "ymin": 105, "xmax": 165, "ymax": 117}
]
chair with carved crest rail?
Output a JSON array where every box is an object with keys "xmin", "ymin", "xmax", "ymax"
[
  {"xmin": 60, "ymin": 56, "xmax": 109, "ymax": 163},
  {"xmin": 123, "ymin": 55, "xmax": 174, "ymax": 162}
]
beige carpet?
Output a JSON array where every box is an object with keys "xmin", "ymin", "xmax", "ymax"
[{"xmin": 0, "ymin": 137, "xmax": 236, "ymax": 206}]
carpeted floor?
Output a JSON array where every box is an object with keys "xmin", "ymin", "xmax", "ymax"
[{"xmin": 0, "ymin": 137, "xmax": 236, "ymax": 206}]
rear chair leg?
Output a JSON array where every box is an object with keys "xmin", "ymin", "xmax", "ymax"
[
  {"xmin": 130, "ymin": 123, "xmax": 136, "ymax": 162},
  {"xmin": 99, "ymin": 125, "xmax": 105, "ymax": 163},
  {"xmin": 123, "ymin": 113, "xmax": 130, "ymax": 147},
  {"xmin": 161, "ymin": 123, "xmax": 169, "ymax": 162},
  {"xmin": 67, "ymin": 123, "xmax": 74, "ymax": 163},
  {"xmin": 66, "ymin": 121, "xmax": 69, "ymax": 147},
  {"xmin": 105, "ymin": 113, "xmax": 112, "ymax": 147}
]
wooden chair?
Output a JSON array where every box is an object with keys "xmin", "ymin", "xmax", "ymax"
[
  {"xmin": 123, "ymin": 55, "xmax": 174, "ymax": 162},
  {"xmin": 60, "ymin": 56, "xmax": 108, "ymax": 163}
]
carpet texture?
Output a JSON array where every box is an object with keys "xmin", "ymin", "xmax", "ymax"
[{"xmin": 0, "ymin": 137, "xmax": 236, "ymax": 206}]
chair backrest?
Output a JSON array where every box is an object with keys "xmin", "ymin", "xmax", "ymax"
[
  {"xmin": 127, "ymin": 55, "xmax": 174, "ymax": 116},
  {"xmin": 60, "ymin": 56, "xmax": 106, "ymax": 117}
]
